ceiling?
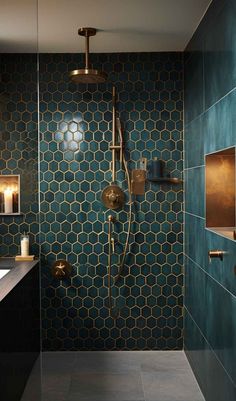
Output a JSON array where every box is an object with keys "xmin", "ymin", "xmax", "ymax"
[{"xmin": 0, "ymin": 0, "xmax": 212, "ymax": 53}]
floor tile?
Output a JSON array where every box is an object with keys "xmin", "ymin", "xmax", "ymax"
[
  {"xmin": 42, "ymin": 391, "xmax": 67, "ymax": 401},
  {"xmin": 21, "ymin": 351, "xmax": 205, "ymax": 401},
  {"xmin": 41, "ymin": 373, "xmax": 71, "ymax": 396},
  {"xmin": 75, "ymin": 350, "xmax": 141, "ymax": 373},
  {"xmin": 69, "ymin": 371, "xmax": 144, "ymax": 401},
  {"xmin": 140, "ymin": 350, "xmax": 190, "ymax": 373},
  {"xmin": 42, "ymin": 351, "xmax": 76, "ymax": 373},
  {"xmin": 141, "ymin": 371, "xmax": 205, "ymax": 401},
  {"xmin": 20, "ymin": 359, "xmax": 41, "ymax": 401}
]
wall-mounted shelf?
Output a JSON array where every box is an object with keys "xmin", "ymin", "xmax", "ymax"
[
  {"xmin": 148, "ymin": 177, "xmax": 183, "ymax": 184},
  {"xmin": 146, "ymin": 159, "xmax": 182, "ymax": 185},
  {"xmin": 0, "ymin": 213, "xmax": 23, "ymax": 216}
]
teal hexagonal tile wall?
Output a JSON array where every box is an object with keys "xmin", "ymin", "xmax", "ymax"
[
  {"xmin": 0, "ymin": 54, "xmax": 39, "ymax": 256},
  {"xmin": 40, "ymin": 52, "xmax": 183, "ymax": 350}
]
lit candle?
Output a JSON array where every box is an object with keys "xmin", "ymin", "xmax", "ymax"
[
  {"xmin": 21, "ymin": 233, "xmax": 29, "ymax": 256},
  {"xmin": 4, "ymin": 187, "xmax": 13, "ymax": 213},
  {"xmin": 13, "ymin": 183, "xmax": 18, "ymax": 213}
]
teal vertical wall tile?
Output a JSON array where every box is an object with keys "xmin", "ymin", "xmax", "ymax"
[
  {"xmin": 185, "ymin": 310, "xmax": 236, "ymax": 401},
  {"xmin": 184, "ymin": 213, "xmax": 208, "ymax": 269},
  {"xmin": 184, "ymin": 166, "xmax": 205, "ymax": 217},
  {"xmin": 204, "ymin": 88, "xmax": 236, "ymax": 154},
  {"xmin": 185, "ymin": 257, "xmax": 236, "ymax": 384},
  {"xmin": 184, "ymin": 1, "xmax": 236, "ymax": 398},
  {"xmin": 184, "ymin": 49, "xmax": 204, "ymax": 124},
  {"xmin": 184, "ymin": 115, "xmax": 204, "ymax": 168},
  {"xmin": 204, "ymin": 0, "xmax": 236, "ymax": 109}
]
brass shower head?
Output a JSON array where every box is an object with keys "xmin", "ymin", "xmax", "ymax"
[{"xmin": 69, "ymin": 27, "xmax": 108, "ymax": 84}]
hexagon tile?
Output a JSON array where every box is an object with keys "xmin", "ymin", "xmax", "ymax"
[
  {"xmin": 0, "ymin": 54, "xmax": 39, "ymax": 257},
  {"xmin": 0, "ymin": 52, "xmax": 183, "ymax": 351},
  {"xmin": 40, "ymin": 52, "xmax": 183, "ymax": 351}
]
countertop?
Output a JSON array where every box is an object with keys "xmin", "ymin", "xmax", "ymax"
[{"xmin": 0, "ymin": 257, "xmax": 39, "ymax": 302}]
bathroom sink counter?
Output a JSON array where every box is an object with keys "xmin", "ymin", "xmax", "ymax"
[{"xmin": 0, "ymin": 257, "xmax": 39, "ymax": 302}]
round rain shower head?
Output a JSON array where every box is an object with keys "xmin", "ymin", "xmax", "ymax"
[
  {"xmin": 69, "ymin": 27, "xmax": 108, "ymax": 84},
  {"xmin": 69, "ymin": 68, "xmax": 107, "ymax": 84}
]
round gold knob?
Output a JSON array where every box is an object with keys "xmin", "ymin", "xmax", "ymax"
[
  {"xmin": 101, "ymin": 184, "xmax": 125, "ymax": 210},
  {"xmin": 51, "ymin": 259, "xmax": 72, "ymax": 279}
]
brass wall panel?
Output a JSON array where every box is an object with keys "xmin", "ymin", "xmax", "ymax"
[{"xmin": 206, "ymin": 147, "xmax": 235, "ymax": 227}]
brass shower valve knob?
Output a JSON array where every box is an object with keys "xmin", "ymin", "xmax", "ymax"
[
  {"xmin": 107, "ymin": 190, "xmax": 119, "ymax": 204},
  {"xmin": 52, "ymin": 259, "xmax": 72, "ymax": 279},
  {"xmin": 101, "ymin": 184, "xmax": 125, "ymax": 210}
]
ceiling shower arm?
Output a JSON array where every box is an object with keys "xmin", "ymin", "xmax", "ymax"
[
  {"xmin": 70, "ymin": 27, "xmax": 107, "ymax": 84},
  {"xmin": 85, "ymin": 34, "xmax": 90, "ymax": 69},
  {"xmin": 112, "ymin": 86, "xmax": 116, "ymax": 182}
]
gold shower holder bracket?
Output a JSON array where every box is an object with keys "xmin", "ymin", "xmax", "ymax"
[{"xmin": 101, "ymin": 184, "xmax": 125, "ymax": 210}]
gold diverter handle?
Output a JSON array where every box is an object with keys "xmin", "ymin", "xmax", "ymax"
[
  {"xmin": 52, "ymin": 260, "xmax": 72, "ymax": 279},
  {"xmin": 101, "ymin": 184, "xmax": 125, "ymax": 210}
]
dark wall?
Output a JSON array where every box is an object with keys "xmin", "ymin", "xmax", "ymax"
[
  {"xmin": 0, "ymin": 54, "xmax": 39, "ymax": 257},
  {"xmin": 184, "ymin": 1, "xmax": 236, "ymax": 400},
  {"xmin": 40, "ymin": 52, "xmax": 184, "ymax": 350}
]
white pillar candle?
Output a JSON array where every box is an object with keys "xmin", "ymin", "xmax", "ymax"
[
  {"xmin": 21, "ymin": 235, "xmax": 29, "ymax": 256},
  {"xmin": 4, "ymin": 188, "xmax": 13, "ymax": 213}
]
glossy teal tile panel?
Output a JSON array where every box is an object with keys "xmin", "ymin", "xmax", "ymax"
[
  {"xmin": 184, "ymin": 50, "xmax": 204, "ymax": 124},
  {"xmin": 185, "ymin": 216, "xmax": 236, "ymax": 298},
  {"xmin": 184, "ymin": 167, "xmax": 205, "ymax": 218},
  {"xmin": 205, "ymin": 229, "xmax": 236, "ymax": 297},
  {"xmin": 184, "ymin": 213, "xmax": 207, "ymax": 269},
  {"xmin": 0, "ymin": 54, "xmax": 39, "ymax": 257},
  {"xmin": 204, "ymin": 88, "xmax": 236, "ymax": 155},
  {"xmin": 185, "ymin": 256, "xmax": 236, "ymax": 385},
  {"xmin": 204, "ymin": 0, "xmax": 236, "ymax": 109},
  {"xmin": 40, "ymin": 52, "xmax": 183, "ymax": 351},
  {"xmin": 184, "ymin": 0, "xmax": 236, "ymax": 399},
  {"xmin": 185, "ymin": 310, "xmax": 236, "ymax": 401},
  {"xmin": 184, "ymin": 115, "xmax": 204, "ymax": 169}
]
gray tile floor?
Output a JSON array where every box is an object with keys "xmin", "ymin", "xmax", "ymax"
[{"xmin": 21, "ymin": 351, "xmax": 205, "ymax": 401}]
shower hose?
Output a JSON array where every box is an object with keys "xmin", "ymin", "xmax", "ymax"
[{"xmin": 108, "ymin": 147, "xmax": 133, "ymax": 317}]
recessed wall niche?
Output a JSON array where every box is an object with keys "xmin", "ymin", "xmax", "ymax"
[
  {"xmin": 0, "ymin": 175, "xmax": 20, "ymax": 215},
  {"xmin": 205, "ymin": 147, "xmax": 235, "ymax": 240}
]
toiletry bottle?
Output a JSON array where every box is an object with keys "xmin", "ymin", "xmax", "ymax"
[{"xmin": 21, "ymin": 232, "xmax": 29, "ymax": 256}]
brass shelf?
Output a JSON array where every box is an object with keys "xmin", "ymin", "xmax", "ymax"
[
  {"xmin": 0, "ymin": 213, "xmax": 23, "ymax": 216},
  {"xmin": 147, "ymin": 177, "xmax": 183, "ymax": 184}
]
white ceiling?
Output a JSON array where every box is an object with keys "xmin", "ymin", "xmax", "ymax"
[{"xmin": 0, "ymin": 0, "xmax": 212, "ymax": 53}]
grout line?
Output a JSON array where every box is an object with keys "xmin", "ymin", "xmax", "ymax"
[
  {"xmin": 205, "ymin": 144, "xmax": 236, "ymax": 156},
  {"xmin": 184, "ymin": 211, "xmax": 205, "ymax": 220},
  {"xmin": 205, "ymin": 227, "xmax": 236, "ymax": 243},
  {"xmin": 184, "ymin": 253, "xmax": 236, "ymax": 300},
  {"xmin": 184, "ymin": 165, "xmax": 205, "ymax": 171},
  {"xmin": 183, "ymin": 51, "xmax": 186, "ymax": 351},
  {"xmin": 140, "ymin": 370, "xmax": 148, "ymax": 401},
  {"xmin": 184, "ymin": 86, "xmax": 236, "ymax": 128},
  {"xmin": 184, "ymin": 307, "xmax": 236, "ymax": 390}
]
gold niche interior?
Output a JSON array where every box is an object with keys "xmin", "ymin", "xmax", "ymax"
[
  {"xmin": 205, "ymin": 146, "xmax": 235, "ymax": 240},
  {"xmin": 0, "ymin": 175, "xmax": 20, "ymax": 215}
]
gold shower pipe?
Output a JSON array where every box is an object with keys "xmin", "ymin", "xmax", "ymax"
[
  {"xmin": 107, "ymin": 214, "xmax": 115, "ymax": 315},
  {"xmin": 111, "ymin": 86, "xmax": 116, "ymax": 182},
  {"xmin": 110, "ymin": 86, "xmax": 123, "ymax": 182}
]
